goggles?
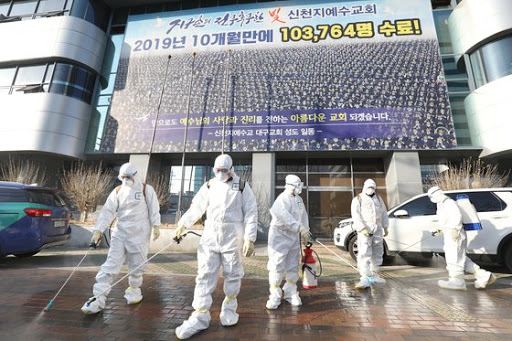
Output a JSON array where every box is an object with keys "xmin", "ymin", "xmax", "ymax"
[{"xmin": 214, "ymin": 168, "xmax": 229, "ymax": 173}]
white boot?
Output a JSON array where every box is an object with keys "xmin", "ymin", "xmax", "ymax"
[
  {"xmin": 371, "ymin": 273, "xmax": 386, "ymax": 284},
  {"xmin": 124, "ymin": 287, "xmax": 143, "ymax": 305},
  {"xmin": 474, "ymin": 270, "xmax": 496, "ymax": 289},
  {"xmin": 81, "ymin": 295, "xmax": 106, "ymax": 315},
  {"xmin": 220, "ymin": 296, "xmax": 239, "ymax": 327},
  {"xmin": 285, "ymin": 292, "xmax": 302, "ymax": 306},
  {"xmin": 355, "ymin": 276, "xmax": 373, "ymax": 289},
  {"xmin": 283, "ymin": 281, "xmax": 302, "ymax": 306},
  {"xmin": 266, "ymin": 286, "xmax": 282, "ymax": 310},
  {"xmin": 175, "ymin": 310, "xmax": 211, "ymax": 340},
  {"xmin": 438, "ymin": 278, "xmax": 466, "ymax": 290}
]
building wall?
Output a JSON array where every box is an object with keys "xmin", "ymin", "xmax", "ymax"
[
  {"xmin": 0, "ymin": 16, "xmax": 107, "ymax": 72},
  {"xmin": 0, "ymin": 15, "xmax": 108, "ymax": 159},
  {"xmin": 449, "ymin": 0, "xmax": 512, "ymax": 158}
]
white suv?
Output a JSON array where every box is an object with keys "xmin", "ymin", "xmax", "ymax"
[{"xmin": 333, "ymin": 188, "xmax": 512, "ymax": 271}]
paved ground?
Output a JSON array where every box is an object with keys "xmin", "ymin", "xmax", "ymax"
[{"xmin": 1, "ymin": 240, "xmax": 512, "ymax": 340}]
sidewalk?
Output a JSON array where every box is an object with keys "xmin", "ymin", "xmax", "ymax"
[{"xmin": 1, "ymin": 241, "xmax": 512, "ymax": 340}]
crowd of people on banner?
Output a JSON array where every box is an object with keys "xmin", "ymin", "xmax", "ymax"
[{"xmin": 101, "ymin": 39, "xmax": 455, "ymax": 153}]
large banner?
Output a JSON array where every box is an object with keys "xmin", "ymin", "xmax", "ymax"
[{"xmin": 101, "ymin": 0, "xmax": 456, "ymax": 153}]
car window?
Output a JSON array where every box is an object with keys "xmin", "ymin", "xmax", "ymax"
[
  {"xmin": 27, "ymin": 190, "xmax": 59, "ymax": 207},
  {"xmin": 0, "ymin": 188, "xmax": 28, "ymax": 202},
  {"xmin": 447, "ymin": 191, "xmax": 506, "ymax": 212},
  {"xmin": 395, "ymin": 196, "xmax": 437, "ymax": 217}
]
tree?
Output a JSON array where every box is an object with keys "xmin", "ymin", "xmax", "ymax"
[
  {"xmin": 0, "ymin": 157, "xmax": 48, "ymax": 186},
  {"xmin": 146, "ymin": 171, "xmax": 170, "ymax": 211},
  {"xmin": 430, "ymin": 158, "xmax": 510, "ymax": 190},
  {"xmin": 60, "ymin": 162, "xmax": 114, "ymax": 222}
]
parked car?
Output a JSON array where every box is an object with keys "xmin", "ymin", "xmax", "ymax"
[
  {"xmin": 0, "ymin": 182, "xmax": 71, "ymax": 258},
  {"xmin": 334, "ymin": 188, "xmax": 512, "ymax": 271}
]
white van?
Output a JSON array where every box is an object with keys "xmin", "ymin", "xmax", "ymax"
[{"xmin": 333, "ymin": 188, "xmax": 512, "ymax": 271}]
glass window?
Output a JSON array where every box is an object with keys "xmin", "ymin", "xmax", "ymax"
[
  {"xmin": 52, "ymin": 63, "xmax": 72, "ymax": 83},
  {"xmin": 201, "ymin": 0, "xmax": 219, "ymax": 7},
  {"xmin": 182, "ymin": 0, "xmax": 199, "ymax": 10},
  {"xmin": 308, "ymin": 174, "xmax": 351, "ymax": 187},
  {"xmin": 0, "ymin": 68, "xmax": 16, "ymax": 87},
  {"xmin": 470, "ymin": 35, "xmax": 512, "ymax": 88},
  {"xmin": 446, "ymin": 192, "xmax": 506, "ymax": 212},
  {"xmin": 84, "ymin": 0, "xmax": 109, "ymax": 31},
  {"xmin": 0, "ymin": 3, "xmax": 11, "ymax": 16},
  {"xmin": 352, "ymin": 158, "xmax": 384, "ymax": 172},
  {"xmin": 308, "ymin": 190, "xmax": 353, "ymax": 235},
  {"xmin": 9, "ymin": 0, "xmax": 38, "ymax": 17},
  {"xmin": 276, "ymin": 159, "xmax": 306, "ymax": 172},
  {"xmin": 112, "ymin": 8, "xmax": 128, "ymax": 26},
  {"xmin": 27, "ymin": 190, "xmax": 58, "ymax": 206},
  {"xmin": 13, "ymin": 65, "xmax": 46, "ymax": 85},
  {"xmin": 398, "ymin": 196, "xmax": 437, "ymax": 217},
  {"xmin": 433, "ymin": 9, "xmax": 453, "ymax": 54},
  {"xmin": 308, "ymin": 158, "xmax": 350, "ymax": 173},
  {"xmin": 36, "ymin": 0, "xmax": 66, "ymax": 13},
  {"xmin": 0, "ymin": 188, "xmax": 28, "ymax": 202}
]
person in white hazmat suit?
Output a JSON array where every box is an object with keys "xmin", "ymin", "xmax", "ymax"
[
  {"xmin": 428, "ymin": 186, "xmax": 496, "ymax": 290},
  {"xmin": 351, "ymin": 179, "xmax": 389, "ymax": 289},
  {"xmin": 174, "ymin": 154, "xmax": 258, "ymax": 340},
  {"xmin": 81, "ymin": 163, "xmax": 161, "ymax": 314},
  {"xmin": 266, "ymin": 174, "xmax": 311, "ymax": 310}
]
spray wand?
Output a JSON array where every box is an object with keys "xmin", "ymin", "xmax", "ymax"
[
  {"xmin": 84, "ymin": 231, "xmax": 201, "ymax": 308},
  {"xmin": 44, "ymin": 240, "xmax": 97, "ymax": 312}
]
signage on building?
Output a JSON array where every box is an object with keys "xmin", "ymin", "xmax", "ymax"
[{"xmin": 102, "ymin": 0, "xmax": 456, "ymax": 153}]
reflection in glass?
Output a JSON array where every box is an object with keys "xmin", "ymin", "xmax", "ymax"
[
  {"xmin": 13, "ymin": 65, "xmax": 46, "ymax": 85},
  {"xmin": 37, "ymin": 0, "xmax": 66, "ymax": 13},
  {"xmin": 9, "ymin": 0, "xmax": 38, "ymax": 17},
  {"xmin": 470, "ymin": 35, "xmax": 512, "ymax": 88}
]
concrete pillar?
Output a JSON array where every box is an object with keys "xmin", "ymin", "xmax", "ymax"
[
  {"xmin": 252, "ymin": 153, "xmax": 275, "ymax": 241},
  {"xmin": 385, "ymin": 152, "xmax": 423, "ymax": 207}
]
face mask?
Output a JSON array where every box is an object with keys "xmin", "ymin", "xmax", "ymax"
[
  {"xmin": 365, "ymin": 188, "xmax": 375, "ymax": 196},
  {"xmin": 215, "ymin": 172, "xmax": 230, "ymax": 182},
  {"xmin": 122, "ymin": 178, "xmax": 134, "ymax": 187},
  {"xmin": 295, "ymin": 183, "xmax": 303, "ymax": 195}
]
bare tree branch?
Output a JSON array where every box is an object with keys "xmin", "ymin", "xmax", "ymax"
[
  {"xmin": 430, "ymin": 158, "xmax": 510, "ymax": 190},
  {"xmin": 146, "ymin": 171, "xmax": 170, "ymax": 209},
  {"xmin": 60, "ymin": 161, "xmax": 114, "ymax": 222},
  {"xmin": 0, "ymin": 156, "xmax": 48, "ymax": 186}
]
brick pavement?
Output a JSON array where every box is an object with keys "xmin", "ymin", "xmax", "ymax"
[{"xmin": 1, "ymin": 241, "xmax": 512, "ymax": 340}]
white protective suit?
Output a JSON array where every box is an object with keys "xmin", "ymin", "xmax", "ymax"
[
  {"xmin": 351, "ymin": 179, "xmax": 389, "ymax": 289},
  {"xmin": 81, "ymin": 163, "xmax": 161, "ymax": 314},
  {"xmin": 428, "ymin": 186, "xmax": 495, "ymax": 290},
  {"xmin": 175, "ymin": 155, "xmax": 258, "ymax": 340},
  {"xmin": 266, "ymin": 174, "xmax": 309, "ymax": 310}
]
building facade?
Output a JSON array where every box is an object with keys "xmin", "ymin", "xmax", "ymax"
[{"xmin": 1, "ymin": 0, "xmax": 511, "ymax": 238}]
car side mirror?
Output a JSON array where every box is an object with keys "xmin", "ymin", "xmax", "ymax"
[{"xmin": 394, "ymin": 209, "xmax": 409, "ymax": 218}]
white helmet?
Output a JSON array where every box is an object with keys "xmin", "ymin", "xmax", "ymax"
[
  {"xmin": 427, "ymin": 186, "xmax": 445, "ymax": 203},
  {"xmin": 118, "ymin": 163, "xmax": 137, "ymax": 181},
  {"xmin": 285, "ymin": 174, "xmax": 302, "ymax": 194},
  {"xmin": 363, "ymin": 179, "xmax": 377, "ymax": 190},
  {"xmin": 214, "ymin": 154, "xmax": 233, "ymax": 171}
]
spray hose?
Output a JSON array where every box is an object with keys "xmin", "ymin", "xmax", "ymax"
[{"xmin": 85, "ymin": 231, "xmax": 202, "ymax": 307}]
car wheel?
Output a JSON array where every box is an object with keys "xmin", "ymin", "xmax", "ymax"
[
  {"xmin": 505, "ymin": 245, "xmax": 512, "ymax": 272},
  {"xmin": 13, "ymin": 251, "xmax": 40, "ymax": 258},
  {"xmin": 348, "ymin": 234, "xmax": 358, "ymax": 261}
]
